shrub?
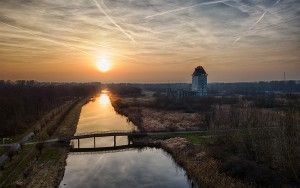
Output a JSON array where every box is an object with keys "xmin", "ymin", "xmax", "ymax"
[
  {"xmin": 222, "ymin": 157, "xmax": 282, "ymax": 187},
  {"xmin": 35, "ymin": 143, "xmax": 44, "ymax": 154}
]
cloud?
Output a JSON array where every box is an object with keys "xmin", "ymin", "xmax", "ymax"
[
  {"xmin": 92, "ymin": 0, "xmax": 136, "ymax": 43},
  {"xmin": 0, "ymin": 0, "xmax": 299, "ymax": 81},
  {"xmin": 145, "ymin": 0, "xmax": 232, "ymax": 19}
]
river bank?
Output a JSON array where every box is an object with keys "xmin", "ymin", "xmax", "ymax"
[
  {"xmin": 109, "ymin": 91, "xmax": 298, "ymax": 187},
  {"xmin": 59, "ymin": 91, "xmax": 196, "ymax": 188},
  {"xmin": 0, "ymin": 98, "xmax": 90, "ymax": 187},
  {"xmin": 110, "ymin": 93, "xmax": 206, "ymax": 132},
  {"xmin": 24, "ymin": 98, "xmax": 90, "ymax": 188},
  {"xmin": 131, "ymin": 136, "xmax": 250, "ymax": 188},
  {"xmin": 110, "ymin": 94, "xmax": 250, "ymax": 187}
]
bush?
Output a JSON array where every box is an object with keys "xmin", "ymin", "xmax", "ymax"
[
  {"xmin": 35, "ymin": 143, "xmax": 44, "ymax": 154},
  {"xmin": 211, "ymin": 104, "xmax": 299, "ymax": 186},
  {"xmin": 222, "ymin": 157, "xmax": 282, "ymax": 187}
]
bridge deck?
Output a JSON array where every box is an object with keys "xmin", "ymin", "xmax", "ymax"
[
  {"xmin": 1, "ymin": 128, "xmax": 280, "ymax": 147},
  {"xmin": 70, "ymin": 145, "xmax": 141, "ymax": 153},
  {"xmin": 64, "ymin": 131, "xmax": 147, "ymax": 140}
]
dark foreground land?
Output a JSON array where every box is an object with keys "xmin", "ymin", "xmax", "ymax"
[
  {"xmin": 109, "ymin": 84, "xmax": 300, "ymax": 187},
  {"xmin": 0, "ymin": 81, "xmax": 299, "ymax": 187},
  {"xmin": 0, "ymin": 81, "xmax": 101, "ymax": 187}
]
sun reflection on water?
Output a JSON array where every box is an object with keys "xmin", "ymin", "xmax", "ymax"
[
  {"xmin": 75, "ymin": 89, "xmax": 136, "ymax": 133},
  {"xmin": 99, "ymin": 93, "xmax": 110, "ymax": 106}
]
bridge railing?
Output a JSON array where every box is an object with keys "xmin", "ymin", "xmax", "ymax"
[{"xmin": 73, "ymin": 130, "xmax": 140, "ymax": 137}]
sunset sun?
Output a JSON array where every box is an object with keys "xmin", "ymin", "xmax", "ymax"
[{"xmin": 96, "ymin": 56, "xmax": 111, "ymax": 72}]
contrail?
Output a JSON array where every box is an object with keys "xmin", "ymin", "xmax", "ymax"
[
  {"xmin": 273, "ymin": 0, "xmax": 281, "ymax": 6},
  {"xmin": 233, "ymin": 36, "xmax": 241, "ymax": 44},
  {"xmin": 250, "ymin": 11, "xmax": 266, "ymax": 30},
  {"xmin": 0, "ymin": 19, "xmax": 142, "ymax": 65},
  {"xmin": 233, "ymin": 0, "xmax": 281, "ymax": 44},
  {"xmin": 232, "ymin": 11, "xmax": 266, "ymax": 45},
  {"xmin": 0, "ymin": 21, "xmax": 140, "ymax": 64},
  {"xmin": 92, "ymin": 0, "xmax": 136, "ymax": 43},
  {"xmin": 145, "ymin": 0, "xmax": 230, "ymax": 19},
  {"xmin": 0, "ymin": 21, "xmax": 91, "ymax": 56}
]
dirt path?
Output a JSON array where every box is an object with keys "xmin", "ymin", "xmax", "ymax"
[{"xmin": 0, "ymin": 98, "xmax": 90, "ymax": 187}]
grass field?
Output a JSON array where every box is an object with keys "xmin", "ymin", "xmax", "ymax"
[
  {"xmin": 0, "ymin": 146, "xmax": 5, "ymax": 155},
  {"xmin": 0, "ymin": 98, "xmax": 88, "ymax": 187},
  {"xmin": 147, "ymin": 132, "xmax": 213, "ymax": 145},
  {"xmin": 0, "ymin": 145, "xmax": 36, "ymax": 187}
]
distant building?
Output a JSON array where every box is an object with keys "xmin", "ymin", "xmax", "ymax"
[
  {"xmin": 166, "ymin": 66, "xmax": 208, "ymax": 99},
  {"xmin": 191, "ymin": 66, "xmax": 207, "ymax": 96}
]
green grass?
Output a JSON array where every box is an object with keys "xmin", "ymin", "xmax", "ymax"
[
  {"xmin": 0, "ymin": 100, "xmax": 83, "ymax": 187},
  {"xmin": 183, "ymin": 134, "xmax": 212, "ymax": 145},
  {"xmin": 39, "ymin": 147, "xmax": 62, "ymax": 162},
  {"xmin": 0, "ymin": 146, "xmax": 65, "ymax": 187},
  {"xmin": 148, "ymin": 132, "xmax": 213, "ymax": 145},
  {"xmin": 0, "ymin": 145, "xmax": 36, "ymax": 187},
  {"xmin": 0, "ymin": 146, "xmax": 5, "ymax": 155}
]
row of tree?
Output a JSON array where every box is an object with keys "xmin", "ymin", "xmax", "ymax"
[
  {"xmin": 107, "ymin": 84, "xmax": 142, "ymax": 97},
  {"xmin": 0, "ymin": 81, "xmax": 101, "ymax": 136}
]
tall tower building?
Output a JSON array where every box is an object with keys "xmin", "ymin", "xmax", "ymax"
[{"xmin": 191, "ymin": 66, "xmax": 207, "ymax": 96}]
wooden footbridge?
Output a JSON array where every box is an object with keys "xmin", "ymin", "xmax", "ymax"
[
  {"xmin": 62, "ymin": 129, "xmax": 211, "ymax": 141},
  {"xmin": 1, "ymin": 130, "xmax": 208, "ymax": 148},
  {"xmin": 59, "ymin": 130, "xmax": 148, "ymax": 149},
  {"xmin": 70, "ymin": 144, "xmax": 140, "ymax": 153},
  {"xmin": 56, "ymin": 128, "xmax": 277, "ymax": 150},
  {"xmin": 66, "ymin": 130, "xmax": 147, "ymax": 140},
  {"xmin": 4, "ymin": 128, "xmax": 274, "ymax": 149}
]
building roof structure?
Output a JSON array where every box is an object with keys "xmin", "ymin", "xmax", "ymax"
[{"xmin": 192, "ymin": 66, "xmax": 207, "ymax": 76}]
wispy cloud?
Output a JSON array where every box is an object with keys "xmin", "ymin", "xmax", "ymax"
[
  {"xmin": 233, "ymin": 0, "xmax": 284, "ymax": 44},
  {"xmin": 0, "ymin": 0, "xmax": 299, "ymax": 81},
  {"xmin": 145, "ymin": 0, "xmax": 231, "ymax": 19},
  {"xmin": 273, "ymin": 0, "xmax": 281, "ymax": 6},
  {"xmin": 250, "ymin": 11, "xmax": 267, "ymax": 30},
  {"xmin": 92, "ymin": 0, "xmax": 136, "ymax": 43},
  {"xmin": 0, "ymin": 20, "xmax": 92, "ymax": 56}
]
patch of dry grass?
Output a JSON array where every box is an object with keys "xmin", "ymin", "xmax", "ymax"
[
  {"xmin": 160, "ymin": 138, "xmax": 251, "ymax": 188},
  {"xmin": 142, "ymin": 108, "xmax": 205, "ymax": 131}
]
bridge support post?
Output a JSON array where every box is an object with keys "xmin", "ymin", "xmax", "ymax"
[
  {"xmin": 114, "ymin": 136, "xmax": 116, "ymax": 147},
  {"xmin": 77, "ymin": 139, "xmax": 80, "ymax": 148},
  {"xmin": 94, "ymin": 137, "xmax": 96, "ymax": 148}
]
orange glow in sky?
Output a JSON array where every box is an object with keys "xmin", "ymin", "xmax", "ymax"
[{"xmin": 0, "ymin": 0, "xmax": 299, "ymax": 82}]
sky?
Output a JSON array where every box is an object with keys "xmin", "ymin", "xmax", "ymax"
[{"xmin": 0, "ymin": 0, "xmax": 299, "ymax": 83}]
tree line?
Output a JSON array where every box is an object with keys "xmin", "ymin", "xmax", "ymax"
[{"xmin": 0, "ymin": 80, "xmax": 101, "ymax": 137}]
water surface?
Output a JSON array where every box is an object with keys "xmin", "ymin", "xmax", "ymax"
[
  {"xmin": 60, "ymin": 148, "xmax": 193, "ymax": 188},
  {"xmin": 60, "ymin": 91, "xmax": 194, "ymax": 188},
  {"xmin": 75, "ymin": 91, "xmax": 136, "ymax": 133},
  {"xmin": 71, "ymin": 91, "xmax": 136, "ymax": 148}
]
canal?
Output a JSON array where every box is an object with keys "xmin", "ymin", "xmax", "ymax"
[{"xmin": 59, "ymin": 90, "xmax": 195, "ymax": 188}]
